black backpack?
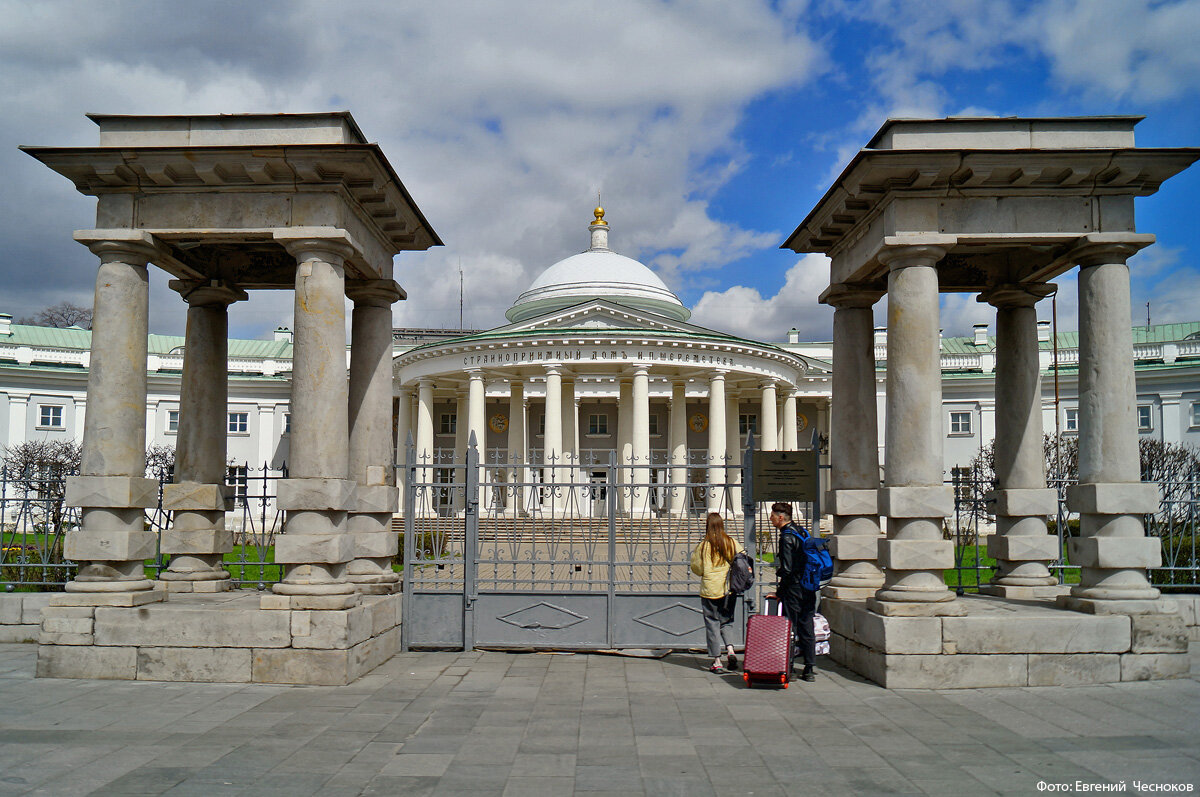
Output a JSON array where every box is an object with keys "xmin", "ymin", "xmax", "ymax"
[{"xmin": 727, "ymin": 551, "xmax": 755, "ymax": 595}]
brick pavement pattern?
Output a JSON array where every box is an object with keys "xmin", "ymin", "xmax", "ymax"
[{"xmin": 0, "ymin": 643, "xmax": 1198, "ymax": 796}]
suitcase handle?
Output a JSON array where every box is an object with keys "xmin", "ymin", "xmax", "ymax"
[{"xmin": 761, "ymin": 594, "xmax": 786, "ymax": 616}]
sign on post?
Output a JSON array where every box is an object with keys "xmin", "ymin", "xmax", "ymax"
[{"xmin": 751, "ymin": 450, "xmax": 819, "ymax": 502}]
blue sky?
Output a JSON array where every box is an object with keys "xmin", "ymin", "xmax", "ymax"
[{"xmin": 1, "ymin": 0, "xmax": 1198, "ymax": 342}]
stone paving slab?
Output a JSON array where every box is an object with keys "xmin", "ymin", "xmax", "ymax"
[{"xmin": 0, "ymin": 642, "xmax": 1198, "ymax": 796}]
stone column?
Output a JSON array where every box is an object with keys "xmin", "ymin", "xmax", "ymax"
[
  {"xmin": 981, "ymin": 284, "xmax": 1060, "ymax": 598},
  {"xmin": 821, "ymin": 284, "xmax": 885, "ymax": 600},
  {"xmin": 507, "ymin": 380, "xmax": 526, "ymax": 515},
  {"xmin": 395, "ymin": 388, "xmax": 412, "ymax": 494},
  {"xmin": 272, "ymin": 237, "xmax": 358, "ymax": 606},
  {"xmin": 707, "ymin": 370, "xmax": 727, "ymax": 512},
  {"xmin": 617, "ymin": 377, "xmax": 633, "ymax": 514},
  {"xmin": 1064, "ymin": 240, "xmax": 1163, "ymax": 607},
  {"xmin": 159, "ymin": 280, "xmax": 246, "ymax": 592},
  {"xmin": 467, "ymin": 368, "xmax": 487, "ymax": 512},
  {"xmin": 725, "ymin": 390, "xmax": 742, "ymax": 511},
  {"xmin": 781, "ymin": 389, "xmax": 799, "ymax": 451},
  {"xmin": 415, "ymin": 380, "xmax": 435, "ymax": 517},
  {"xmin": 668, "ymin": 379, "xmax": 688, "ymax": 516},
  {"xmin": 544, "ymin": 365, "xmax": 563, "ymax": 511},
  {"xmin": 871, "ymin": 245, "xmax": 959, "ymax": 614},
  {"xmin": 345, "ymin": 280, "xmax": 403, "ymax": 594},
  {"xmin": 759, "ymin": 382, "xmax": 778, "ymax": 451},
  {"xmin": 560, "ymin": 376, "xmax": 577, "ymax": 511},
  {"xmin": 631, "ymin": 366, "xmax": 650, "ymax": 515},
  {"xmin": 63, "ymin": 233, "xmax": 161, "ymax": 597}
]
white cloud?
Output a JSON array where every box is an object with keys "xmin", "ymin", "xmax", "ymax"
[{"xmin": 0, "ymin": 0, "xmax": 825, "ymax": 338}]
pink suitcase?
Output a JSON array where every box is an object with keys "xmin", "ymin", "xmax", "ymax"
[{"xmin": 743, "ymin": 597, "xmax": 793, "ymax": 688}]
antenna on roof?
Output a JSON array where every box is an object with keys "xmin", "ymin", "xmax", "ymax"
[
  {"xmin": 459, "ymin": 260, "xmax": 464, "ymax": 330},
  {"xmin": 1147, "ymin": 301, "xmax": 1151, "ymax": 328}
]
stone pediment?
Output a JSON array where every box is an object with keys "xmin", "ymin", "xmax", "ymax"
[{"xmin": 498, "ymin": 299, "xmax": 712, "ymax": 337}]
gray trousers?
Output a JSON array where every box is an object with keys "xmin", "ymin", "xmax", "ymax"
[{"xmin": 701, "ymin": 594, "xmax": 737, "ymax": 657}]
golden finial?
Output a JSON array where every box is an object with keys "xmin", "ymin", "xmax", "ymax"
[{"xmin": 592, "ymin": 205, "xmax": 607, "ymax": 226}]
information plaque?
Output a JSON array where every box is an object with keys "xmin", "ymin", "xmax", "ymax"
[{"xmin": 751, "ymin": 450, "xmax": 819, "ymax": 502}]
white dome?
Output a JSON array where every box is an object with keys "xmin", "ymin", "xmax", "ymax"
[{"xmin": 506, "ymin": 212, "xmax": 690, "ymax": 323}]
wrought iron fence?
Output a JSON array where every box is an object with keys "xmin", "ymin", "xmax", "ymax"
[
  {"xmin": 947, "ymin": 470, "xmax": 1200, "ymax": 592},
  {"xmin": 0, "ymin": 461, "xmax": 286, "ymax": 591}
]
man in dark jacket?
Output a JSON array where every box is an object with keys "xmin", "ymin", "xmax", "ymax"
[{"xmin": 770, "ymin": 501, "xmax": 816, "ymax": 681}]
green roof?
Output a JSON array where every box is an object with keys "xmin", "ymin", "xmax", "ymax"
[
  {"xmin": 2, "ymin": 321, "xmax": 295, "ymax": 358},
  {"xmin": 940, "ymin": 321, "xmax": 1200, "ymax": 352}
]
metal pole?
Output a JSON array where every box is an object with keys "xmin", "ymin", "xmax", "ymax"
[
  {"xmin": 742, "ymin": 431, "xmax": 756, "ymax": 615},
  {"xmin": 607, "ymin": 449, "xmax": 617, "ymax": 648},
  {"xmin": 401, "ymin": 432, "xmax": 415, "ymax": 653},
  {"xmin": 463, "ymin": 431, "xmax": 479, "ymax": 652}
]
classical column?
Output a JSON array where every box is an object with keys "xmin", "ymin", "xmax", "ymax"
[
  {"xmin": 631, "ymin": 366, "xmax": 650, "ymax": 515},
  {"xmin": 617, "ymin": 377, "xmax": 633, "ymax": 514},
  {"xmin": 159, "ymin": 280, "xmax": 246, "ymax": 592},
  {"xmin": 544, "ymin": 365, "xmax": 564, "ymax": 512},
  {"xmin": 467, "ymin": 368, "xmax": 487, "ymax": 512},
  {"xmin": 507, "ymin": 380, "xmax": 526, "ymax": 515},
  {"xmin": 981, "ymin": 283, "xmax": 1060, "ymax": 598},
  {"xmin": 415, "ymin": 379, "xmax": 435, "ymax": 517},
  {"xmin": 871, "ymin": 245, "xmax": 959, "ymax": 614},
  {"xmin": 395, "ymin": 388, "xmax": 412, "ymax": 494},
  {"xmin": 451, "ymin": 390, "xmax": 467, "ymax": 514},
  {"xmin": 707, "ymin": 370, "xmax": 727, "ymax": 512},
  {"xmin": 820, "ymin": 284, "xmax": 885, "ymax": 600},
  {"xmin": 345, "ymin": 280, "xmax": 403, "ymax": 594},
  {"xmin": 560, "ymin": 376, "xmax": 577, "ymax": 511},
  {"xmin": 62, "ymin": 233, "xmax": 160, "ymax": 596},
  {"xmin": 272, "ymin": 236, "xmax": 357, "ymax": 605},
  {"xmin": 1064, "ymin": 240, "xmax": 1163, "ymax": 607},
  {"xmin": 668, "ymin": 379, "xmax": 688, "ymax": 516},
  {"xmin": 759, "ymin": 382, "xmax": 778, "ymax": 451},
  {"xmin": 781, "ymin": 389, "xmax": 798, "ymax": 451},
  {"xmin": 725, "ymin": 389, "xmax": 742, "ymax": 512}
]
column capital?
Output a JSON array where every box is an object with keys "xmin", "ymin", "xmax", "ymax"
[
  {"xmin": 169, "ymin": 279, "xmax": 247, "ymax": 307},
  {"xmin": 979, "ymin": 282, "xmax": 1055, "ymax": 309},
  {"xmin": 73, "ymin": 229, "xmax": 160, "ymax": 264},
  {"xmin": 759, "ymin": 380, "xmax": 777, "ymax": 391},
  {"xmin": 709, "ymin": 369, "xmax": 728, "ymax": 381},
  {"xmin": 1069, "ymin": 233, "xmax": 1155, "ymax": 268},
  {"xmin": 632, "ymin": 365, "xmax": 649, "ymax": 377},
  {"xmin": 544, "ymin": 363, "xmax": 563, "ymax": 376},
  {"xmin": 877, "ymin": 237, "xmax": 953, "ymax": 270},
  {"xmin": 273, "ymin": 228, "xmax": 359, "ymax": 264},
  {"xmin": 820, "ymin": 282, "xmax": 884, "ymax": 309},
  {"xmin": 346, "ymin": 278, "xmax": 405, "ymax": 306}
]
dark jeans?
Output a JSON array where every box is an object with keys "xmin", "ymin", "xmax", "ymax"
[
  {"xmin": 781, "ymin": 588, "xmax": 817, "ymax": 669},
  {"xmin": 700, "ymin": 594, "xmax": 737, "ymax": 657}
]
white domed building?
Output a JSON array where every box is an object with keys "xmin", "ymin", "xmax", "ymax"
[{"xmin": 393, "ymin": 209, "xmax": 826, "ymax": 517}]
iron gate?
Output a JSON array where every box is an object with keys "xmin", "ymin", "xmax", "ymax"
[{"xmin": 400, "ymin": 435, "xmax": 809, "ymax": 651}]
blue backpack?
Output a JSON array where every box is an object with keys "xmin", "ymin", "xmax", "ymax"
[{"xmin": 785, "ymin": 525, "xmax": 834, "ymax": 592}]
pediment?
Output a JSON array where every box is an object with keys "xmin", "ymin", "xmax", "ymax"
[{"xmin": 497, "ymin": 299, "xmax": 709, "ymax": 336}]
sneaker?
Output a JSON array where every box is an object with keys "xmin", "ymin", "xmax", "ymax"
[
  {"xmin": 708, "ymin": 663, "xmax": 727, "ymax": 674},
  {"xmin": 726, "ymin": 652, "xmax": 738, "ymax": 671}
]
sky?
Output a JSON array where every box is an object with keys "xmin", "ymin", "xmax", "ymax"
[{"xmin": 2, "ymin": 0, "xmax": 1199, "ymax": 344}]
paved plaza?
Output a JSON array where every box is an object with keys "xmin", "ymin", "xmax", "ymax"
[{"xmin": 0, "ymin": 643, "xmax": 1197, "ymax": 796}]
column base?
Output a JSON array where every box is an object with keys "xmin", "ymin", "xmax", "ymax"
[
  {"xmin": 65, "ymin": 578, "xmax": 157, "ymax": 593},
  {"xmin": 866, "ymin": 597, "xmax": 966, "ymax": 617},
  {"xmin": 1057, "ymin": 595, "xmax": 1175, "ymax": 615},
  {"xmin": 51, "ymin": 586, "xmax": 166, "ymax": 607},
  {"xmin": 345, "ymin": 573, "xmax": 401, "ymax": 595},
  {"xmin": 1066, "ymin": 585, "xmax": 1162, "ymax": 601},
  {"xmin": 160, "ymin": 578, "xmax": 233, "ymax": 594},
  {"xmin": 823, "ymin": 585, "xmax": 878, "ymax": 601},
  {"xmin": 980, "ymin": 584, "xmax": 1068, "ymax": 600}
]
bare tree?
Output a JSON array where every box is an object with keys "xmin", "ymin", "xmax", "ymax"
[
  {"xmin": 145, "ymin": 444, "xmax": 176, "ymax": 481},
  {"xmin": 2, "ymin": 439, "xmax": 82, "ymax": 531},
  {"xmin": 17, "ymin": 301, "xmax": 93, "ymax": 330}
]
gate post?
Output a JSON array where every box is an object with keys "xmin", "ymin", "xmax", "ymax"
[
  {"xmin": 401, "ymin": 433, "xmax": 415, "ymax": 652},
  {"xmin": 463, "ymin": 432, "xmax": 480, "ymax": 651},
  {"xmin": 607, "ymin": 450, "xmax": 618, "ymax": 647},
  {"xmin": 742, "ymin": 432, "xmax": 757, "ymax": 613}
]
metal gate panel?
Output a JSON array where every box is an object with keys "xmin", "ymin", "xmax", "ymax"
[{"xmin": 470, "ymin": 592, "xmax": 609, "ymax": 648}]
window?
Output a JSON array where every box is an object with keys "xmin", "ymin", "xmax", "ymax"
[
  {"xmin": 225, "ymin": 465, "xmax": 248, "ymax": 500},
  {"xmin": 1193, "ymin": 402, "xmax": 1200, "ymax": 428},
  {"xmin": 949, "ymin": 411, "xmax": 972, "ymax": 435},
  {"xmin": 37, "ymin": 405, "xmax": 63, "ymax": 429},
  {"xmin": 438, "ymin": 413, "xmax": 456, "ymax": 435},
  {"xmin": 950, "ymin": 466, "xmax": 973, "ymax": 503},
  {"xmin": 1064, "ymin": 408, "xmax": 1078, "ymax": 432},
  {"xmin": 166, "ymin": 410, "xmax": 179, "ymax": 432},
  {"xmin": 283, "ymin": 413, "xmax": 291, "ymax": 434},
  {"xmin": 588, "ymin": 413, "xmax": 608, "ymax": 435},
  {"xmin": 739, "ymin": 413, "xmax": 758, "ymax": 436},
  {"xmin": 1137, "ymin": 405, "xmax": 1153, "ymax": 432},
  {"xmin": 648, "ymin": 414, "xmax": 660, "ymax": 436},
  {"xmin": 227, "ymin": 412, "xmax": 248, "ymax": 434},
  {"xmin": 538, "ymin": 414, "xmax": 546, "ymax": 436}
]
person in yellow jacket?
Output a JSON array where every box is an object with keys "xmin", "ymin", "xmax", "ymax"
[{"xmin": 690, "ymin": 512, "xmax": 745, "ymax": 673}]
